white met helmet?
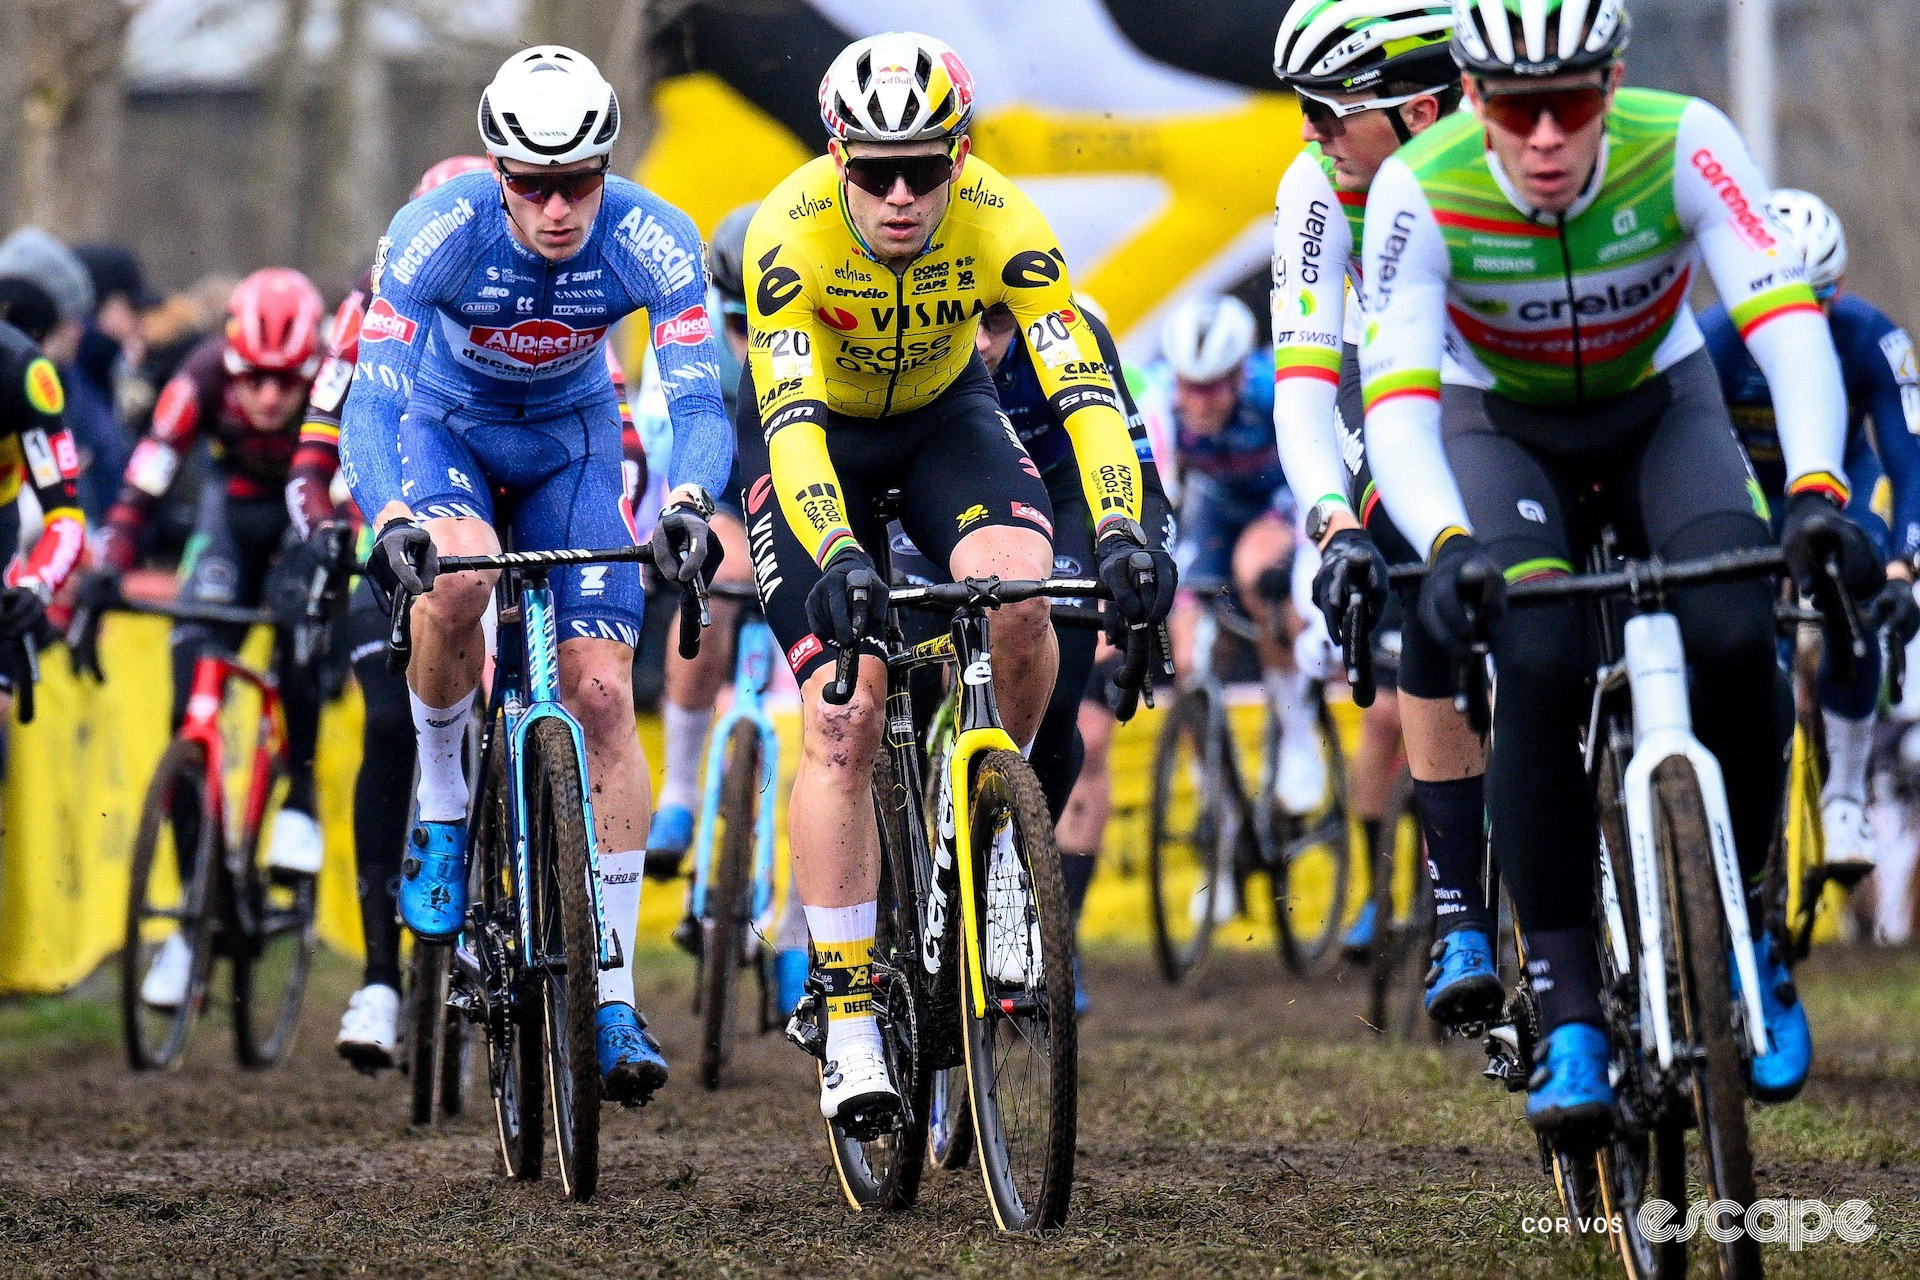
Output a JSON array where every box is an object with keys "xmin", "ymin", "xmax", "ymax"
[
  {"xmin": 819, "ymin": 32, "xmax": 976, "ymax": 144},
  {"xmin": 1451, "ymin": 0, "xmax": 1629, "ymax": 77},
  {"xmin": 1162, "ymin": 295, "xmax": 1257, "ymax": 383},
  {"xmin": 478, "ymin": 46, "xmax": 620, "ymax": 166},
  {"xmin": 1274, "ymin": 0, "xmax": 1457, "ymax": 94},
  {"xmin": 1765, "ymin": 188, "xmax": 1848, "ymax": 298}
]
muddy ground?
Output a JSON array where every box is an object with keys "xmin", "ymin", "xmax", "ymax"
[{"xmin": 3, "ymin": 944, "xmax": 1917, "ymax": 1279}]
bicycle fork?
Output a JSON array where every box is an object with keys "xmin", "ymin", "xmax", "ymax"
[{"xmin": 1613, "ymin": 611, "xmax": 1769, "ymax": 1067}]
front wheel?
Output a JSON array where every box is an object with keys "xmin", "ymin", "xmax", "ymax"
[
  {"xmin": 230, "ymin": 766, "xmax": 317, "ymax": 1068},
  {"xmin": 963, "ymin": 750, "xmax": 1077, "ymax": 1231},
  {"xmin": 1655, "ymin": 759, "xmax": 1761, "ymax": 1280},
  {"xmin": 1148, "ymin": 689, "xmax": 1225, "ymax": 984},
  {"xmin": 1269, "ymin": 697, "xmax": 1352, "ymax": 977},
  {"xmin": 408, "ymin": 941, "xmax": 452, "ymax": 1126},
  {"xmin": 699, "ymin": 721, "xmax": 762, "ymax": 1090},
  {"xmin": 528, "ymin": 718, "xmax": 603, "ymax": 1203},
  {"xmin": 121, "ymin": 740, "xmax": 222, "ymax": 1072}
]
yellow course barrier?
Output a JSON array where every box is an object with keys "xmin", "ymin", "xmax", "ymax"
[{"xmin": 0, "ymin": 631, "xmax": 1828, "ymax": 996}]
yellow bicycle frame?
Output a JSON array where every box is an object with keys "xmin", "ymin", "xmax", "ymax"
[{"xmin": 946, "ymin": 721, "xmax": 1022, "ymax": 1019}]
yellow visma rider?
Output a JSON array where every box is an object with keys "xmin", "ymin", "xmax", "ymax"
[{"xmin": 737, "ymin": 30, "xmax": 1172, "ymax": 1133}]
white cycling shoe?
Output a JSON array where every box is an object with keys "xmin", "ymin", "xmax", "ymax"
[
  {"xmin": 820, "ymin": 1034, "xmax": 901, "ymax": 1140},
  {"xmin": 1189, "ymin": 872, "xmax": 1239, "ymax": 926},
  {"xmin": 266, "ymin": 808, "xmax": 325, "ymax": 877},
  {"xmin": 141, "ymin": 932, "xmax": 192, "ymax": 1009},
  {"xmin": 1822, "ymin": 796, "xmax": 1875, "ymax": 871},
  {"xmin": 1274, "ymin": 736, "xmax": 1328, "ymax": 816},
  {"xmin": 336, "ymin": 983, "xmax": 400, "ymax": 1071}
]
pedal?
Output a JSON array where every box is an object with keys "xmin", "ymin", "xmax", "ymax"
[
  {"xmin": 785, "ymin": 977, "xmax": 827, "ymax": 1062},
  {"xmin": 834, "ymin": 1092, "xmax": 904, "ymax": 1143},
  {"xmin": 671, "ymin": 912, "xmax": 701, "ymax": 957},
  {"xmin": 1482, "ymin": 1022, "xmax": 1527, "ymax": 1092}
]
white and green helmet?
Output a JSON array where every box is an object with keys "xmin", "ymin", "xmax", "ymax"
[
  {"xmin": 1273, "ymin": 0, "xmax": 1458, "ymax": 94},
  {"xmin": 1450, "ymin": 0, "xmax": 1629, "ymax": 77}
]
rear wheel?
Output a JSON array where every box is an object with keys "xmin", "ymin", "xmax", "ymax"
[
  {"xmin": 1270, "ymin": 698, "xmax": 1352, "ymax": 977},
  {"xmin": 699, "ymin": 721, "xmax": 762, "ymax": 1090},
  {"xmin": 528, "ymin": 718, "xmax": 603, "ymax": 1203},
  {"xmin": 963, "ymin": 750, "xmax": 1077, "ymax": 1231},
  {"xmin": 826, "ymin": 748, "xmax": 930, "ymax": 1211},
  {"xmin": 121, "ymin": 741, "xmax": 221, "ymax": 1071},
  {"xmin": 1148, "ymin": 689, "xmax": 1224, "ymax": 983},
  {"xmin": 1655, "ymin": 759, "xmax": 1761, "ymax": 1280}
]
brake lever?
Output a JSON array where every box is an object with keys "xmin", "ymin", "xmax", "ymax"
[
  {"xmin": 14, "ymin": 631, "xmax": 37, "ymax": 725},
  {"xmin": 386, "ymin": 586, "xmax": 414, "ymax": 675},
  {"xmin": 676, "ymin": 576, "xmax": 710, "ymax": 660},
  {"xmin": 1343, "ymin": 587, "xmax": 1376, "ymax": 710},
  {"xmin": 822, "ymin": 578, "xmax": 867, "ymax": 707}
]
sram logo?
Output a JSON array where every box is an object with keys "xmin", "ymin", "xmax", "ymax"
[
  {"xmin": 360, "ymin": 298, "xmax": 418, "ymax": 345},
  {"xmin": 466, "ymin": 319, "xmax": 608, "ymax": 366}
]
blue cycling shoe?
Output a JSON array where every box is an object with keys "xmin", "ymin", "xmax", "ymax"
[
  {"xmin": 644, "ymin": 804, "xmax": 695, "ymax": 881},
  {"xmin": 1424, "ymin": 928, "xmax": 1505, "ymax": 1028},
  {"xmin": 1341, "ymin": 901, "xmax": 1378, "ymax": 957},
  {"xmin": 596, "ymin": 1002, "xmax": 670, "ymax": 1106},
  {"xmin": 774, "ymin": 947, "xmax": 810, "ymax": 1018},
  {"xmin": 1736, "ymin": 934, "xmax": 1811, "ymax": 1103},
  {"xmin": 1073, "ymin": 956, "xmax": 1090, "ymax": 1019},
  {"xmin": 1527, "ymin": 1022, "xmax": 1616, "ymax": 1135},
  {"xmin": 400, "ymin": 821, "xmax": 468, "ymax": 941}
]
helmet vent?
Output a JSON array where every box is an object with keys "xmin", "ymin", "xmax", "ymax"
[
  {"xmin": 855, "ymin": 50, "xmax": 873, "ymax": 91},
  {"xmin": 897, "ymin": 93, "xmax": 921, "ymax": 131},
  {"xmin": 915, "ymin": 49, "xmax": 933, "ymax": 88},
  {"xmin": 594, "ymin": 93, "xmax": 620, "ymax": 145}
]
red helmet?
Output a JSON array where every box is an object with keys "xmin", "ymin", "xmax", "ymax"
[
  {"xmin": 223, "ymin": 268, "xmax": 324, "ymax": 378},
  {"xmin": 413, "ymin": 154, "xmax": 492, "ymax": 200}
]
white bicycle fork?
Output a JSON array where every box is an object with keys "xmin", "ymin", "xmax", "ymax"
[{"xmin": 1599, "ymin": 611, "xmax": 1770, "ymax": 1069}]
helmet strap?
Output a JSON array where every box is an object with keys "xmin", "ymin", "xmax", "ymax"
[{"xmin": 1387, "ymin": 102, "xmax": 1413, "ymax": 145}]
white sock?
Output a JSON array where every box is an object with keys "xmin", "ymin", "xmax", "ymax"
[
  {"xmin": 596, "ymin": 847, "xmax": 645, "ymax": 1007},
  {"xmin": 411, "ymin": 690, "xmax": 475, "ymax": 822},
  {"xmin": 1266, "ymin": 667, "xmax": 1316, "ymax": 736},
  {"xmin": 1821, "ymin": 708, "xmax": 1876, "ymax": 808},
  {"xmin": 805, "ymin": 902, "xmax": 883, "ymax": 1060},
  {"xmin": 659, "ymin": 702, "xmax": 713, "ymax": 813}
]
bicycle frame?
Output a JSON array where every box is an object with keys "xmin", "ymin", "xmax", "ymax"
[
  {"xmin": 891, "ymin": 610, "xmax": 1020, "ymax": 1019},
  {"xmin": 178, "ymin": 649, "xmax": 285, "ymax": 879},
  {"xmin": 481, "ymin": 572, "xmax": 618, "ymax": 975},
  {"xmin": 689, "ymin": 614, "xmax": 781, "ymax": 930},
  {"xmin": 1609, "ymin": 611, "xmax": 1770, "ymax": 1066}
]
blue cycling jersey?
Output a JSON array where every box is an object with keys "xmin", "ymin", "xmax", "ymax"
[
  {"xmin": 339, "ymin": 170, "xmax": 732, "ymax": 515},
  {"xmin": 1139, "ymin": 351, "xmax": 1285, "ymax": 504},
  {"xmin": 1701, "ymin": 293, "xmax": 1920, "ymax": 560}
]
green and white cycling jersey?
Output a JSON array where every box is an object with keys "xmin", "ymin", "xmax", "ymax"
[
  {"xmin": 1358, "ymin": 87, "xmax": 1849, "ymax": 557},
  {"xmin": 1270, "ymin": 143, "xmax": 1368, "ymax": 521}
]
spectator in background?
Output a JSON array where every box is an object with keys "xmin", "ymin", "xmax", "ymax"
[
  {"xmin": 0, "ymin": 228, "xmax": 102, "ymax": 521},
  {"xmin": 70, "ymin": 245, "xmax": 161, "ymax": 522}
]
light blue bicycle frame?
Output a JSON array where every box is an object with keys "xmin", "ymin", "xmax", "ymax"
[
  {"xmin": 495, "ymin": 579, "xmax": 619, "ymax": 972},
  {"xmin": 687, "ymin": 614, "xmax": 780, "ymax": 935}
]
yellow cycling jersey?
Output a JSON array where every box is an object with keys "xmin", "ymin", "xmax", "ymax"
[{"xmin": 744, "ymin": 153, "xmax": 1142, "ymax": 567}]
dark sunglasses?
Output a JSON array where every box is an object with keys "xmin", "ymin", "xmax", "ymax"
[
  {"xmin": 1477, "ymin": 80, "xmax": 1610, "ymax": 135},
  {"xmin": 497, "ymin": 159, "xmax": 610, "ymax": 205},
  {"xmin": 235, "ymin": 369, "xmax": 304, "ymax": 392},
  {"xmin": 843, "ymin": 152, "xmax": 955, "ymax": 198}
]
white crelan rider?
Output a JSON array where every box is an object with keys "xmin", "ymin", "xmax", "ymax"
[
  {"xmin": 1269, "ymin": 0, "xmax": 1501, "ymax": 1013},
  {"xmin": 1360, "ymin": 0, "xmax": 1879, "ymax": 1130},
  {"xmin": 340, "ymin": 46, "xmax": 735, "ymax": 1107}
]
